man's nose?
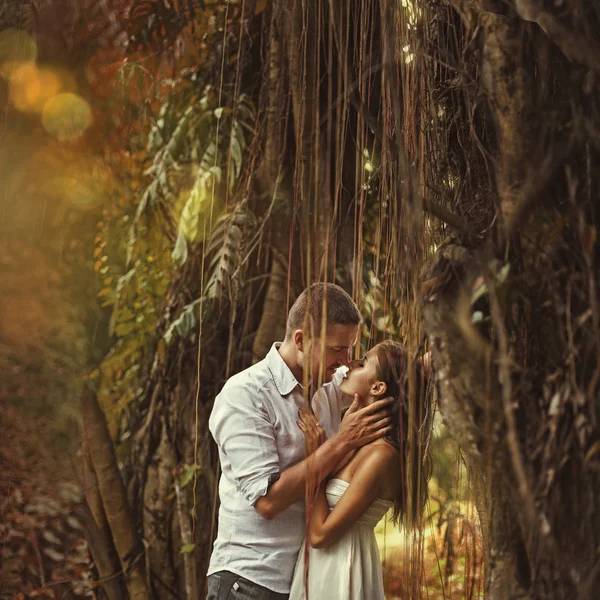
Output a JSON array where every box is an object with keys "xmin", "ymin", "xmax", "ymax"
[{"xmin": 337, "ymin": 350, "xmax": 352, "ymax": 367}]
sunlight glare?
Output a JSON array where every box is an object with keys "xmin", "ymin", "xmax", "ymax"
[
  {"xmin": 402, "ymin": 45, "xmax": 415, "ymax": 65},
  {"xmin": 42, "ymin": 93, "xmax": 93, "ymax": 141},
  {"xmin": 400, "ymin": 0, "xmax": 422, "ymax": 27}
]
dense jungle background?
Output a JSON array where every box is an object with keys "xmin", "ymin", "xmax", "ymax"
[{"xmin": 1, "ymin": 1, "xmax": 600, "ymax": 599}]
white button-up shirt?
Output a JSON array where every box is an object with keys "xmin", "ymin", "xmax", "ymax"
[{"xmin": 207, "ymin": 343, "xmax": 349, "ymax": 593}]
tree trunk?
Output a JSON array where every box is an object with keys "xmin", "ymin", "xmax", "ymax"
[
  {"xmin": 284, "ymin": 0, "xmax": 333, "ymax": 280},
  {"xmin": 418, "ymin": 2, "xmax": 600, "ymax": 596},
  {"xmin": 252, "ymin": 0, "xmax": 293, "ymax": 360},
  {"xmin": 81, "ymin": 389, "xmax": 149, "ymax": 600},
  {"xmin": 79, "ymin": 442, "xmax": 124, "ymax": 600}
]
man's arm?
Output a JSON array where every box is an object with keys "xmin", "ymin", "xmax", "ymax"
[
  {"xmin": 254, "ymin": 397, "xmax": 392, "ymax": 520},
  {"xmin": 210, "ymin": 384, "xmax": 281, "ymax": 508},
  {"xmin": 254, "ymin": 433, "xmax": 349, "ymax": 519}
]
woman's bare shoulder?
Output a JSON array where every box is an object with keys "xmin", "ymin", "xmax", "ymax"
[
  {"xmin": 355, "ymin": 441, "xmax": 399, "ymax": 468},
  {"xmin": 354, "ymin": 442, "xmax": 401, "ymax": 500},
  {"xmin": 333, "ymin": 441, "xmax": 399, "ymax": 482}
]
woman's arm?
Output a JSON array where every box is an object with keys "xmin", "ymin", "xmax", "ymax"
[
  {"xmin": 254, "ymin": 398, "xmax": 393, "ymax": 520},
  {"xmin": 308, "ymin": 446, "xmax": 397, "ymax": 549}
]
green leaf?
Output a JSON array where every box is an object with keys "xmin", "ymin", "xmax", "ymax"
[
  {"xmin": 101, "ymin": 339, "xmax": 142, "ymax": 382},
  {"xmin": 180, "ymin": 543, "xmax": 196, "ymax": 554},
  {"xmin": 585, "ymin": 441, "xmax": 600, "ymax": 462},
  {"xmin": 496, "ymin": 263, "xmax": 510, "ymax": 285},
  {"xmin": 176, "ymin": 155, "xmax": 221, "ymax": 245},
  {"xmin": 471, "ymin": 281, "xmax": 487, "ymax": 306},
  {"xmin": 114, "ymin": 321, "xmax": 137, "ymax": 337},
  {"xmin": 228, "ymin": 121, "xmax": 245, "ymax": 190},
  {"xmin": 172, "ymin": 229, "xmax": 188, "ymax": 266},
  {"xmin": 108, "ymin": 269, "xmax": 137, "ymax": 336},
  {"xmin": 202, "ymin": 208, "xmax": 258, "ymax": 300},
  {"xmin": 200, "ymin": 141, "xmax": 219, "ymax": 173},
  {"xmin": 179, "ymin": 464, "xmax": 202, "ymax": 488},
  {"xmin": 134, "ymin": 180, "xmax": 159, "ymax": 224},
  {"xmin": 164, "ymin": 298, "xmax": 205, "ymax": 344}
]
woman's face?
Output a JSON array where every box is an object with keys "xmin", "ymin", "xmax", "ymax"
[{"xmin": 339, "ymin": 348, "xmax": 386, "ymax": 402}]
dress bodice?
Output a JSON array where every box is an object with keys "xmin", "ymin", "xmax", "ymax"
[
  {"xmin": 325, "ymin": 478, "xmax": 393, "ymax": 528},
  {"xmin": 289, "ymin": 478, "xmax": 390, "ymax": 599}
]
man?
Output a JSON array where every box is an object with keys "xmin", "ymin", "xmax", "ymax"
[{"xmin": 206, "ymin": 283, "xmax": 392, "ymax": 599}]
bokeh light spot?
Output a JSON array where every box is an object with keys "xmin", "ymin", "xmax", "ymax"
[
  {"xmin": 42, "ymin": 93, "xmax": 92, "ymax": 141},
  {"xmin": 0, "ymin": 29, "xmax": 37, "ymax": 78},
  {"xmin": 9, "ymin": 63, "xmax": 62, "ymax": 113}
]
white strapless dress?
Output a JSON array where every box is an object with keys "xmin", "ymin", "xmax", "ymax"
[{"xmin": 289, "ymin": 479, "xmax": 393, "ymax": 600}]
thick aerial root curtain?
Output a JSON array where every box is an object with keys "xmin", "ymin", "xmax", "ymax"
[
  {"xmin": 64, "ymin": 0, "xmax": 600, "ymax": 598},
  {"xmin": 278, "ymin": 0, "xmax": 436, "ymax": 595}
]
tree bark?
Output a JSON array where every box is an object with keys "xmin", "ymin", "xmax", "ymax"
[
  {"xmin": 284, "ymin": 0, "xmax": 333, "ymax": 280},
  {"xmin": 252, "ymin": 1, "xmax": 292, "ymax": 360},
  {"xmin": 479, "ymin": 11, "xmax": 533, "ymax": 220},
  {"xmin": 422, "ymin": 242, "xmax": 534, "ymax": 599},
  {"xmin": 79, "ymin": 443, "xmax": 124, "ymax": 600},
  {"xmin": 142, "ymin": 418, "xmax": 177, "ymax": 600},
  {"xmin": 80, "ymin": 503, "xmax": 126, "ymax": 600},
  {"xmin": 81, "ymin": 388, "xmax": 149, "ymax": 600}
]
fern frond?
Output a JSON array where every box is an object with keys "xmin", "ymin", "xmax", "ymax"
[
  {"xmin": 204, "ymin": 208, "xmax": 257, "ymax": 299},
  {"xmin": 164, "ymin": 297, "xmax": 204, "ymax": 344},
  {"xmin": 134, "ymin": 88, "xmax": 256, "ymax": 269},
  {"xmin": 172, "ymin": 143, "xmax": 222, "ymax": 265},
  {"xmin": 166, "ymin": 208, "xmax": 257, "ymax": 344}
]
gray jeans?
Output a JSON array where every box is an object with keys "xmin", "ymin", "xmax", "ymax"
[{"xmin": 206, "ymin": 571, "xmax": 289, "ymax": 600}]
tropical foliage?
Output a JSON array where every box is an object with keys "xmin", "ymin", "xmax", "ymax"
[{"xmin": 3, "ymin": 1, "xmax": 600, "ymax": 599}]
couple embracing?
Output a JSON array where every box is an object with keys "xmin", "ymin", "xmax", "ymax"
[{"xmin": 207, "ymin": 283, "xmax": 431, "ymax": 599}]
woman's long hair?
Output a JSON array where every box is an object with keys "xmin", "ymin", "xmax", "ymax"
[{"xmin": 374, "ymin": 341, "xmax": 433, "ymax": 528}]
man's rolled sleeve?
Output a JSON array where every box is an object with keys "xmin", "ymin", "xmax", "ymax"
[{"xmin": 209, "ymin": 384, "xmax": 280, "ymax": 506}]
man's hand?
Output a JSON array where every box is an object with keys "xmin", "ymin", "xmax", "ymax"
[
  {"xmin": 298, "ymin": 408, "xmax": 326, "ymax": 456},
  {"xmin": 338, "ymin": 394, "xmax": 393, "ymax": 449},
  {"xmin": 254, "ymin": 397, "xmax": 392, "ymax": 521}
]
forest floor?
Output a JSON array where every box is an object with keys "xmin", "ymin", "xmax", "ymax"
[
  {"xmin": 0, "ymin": 404, "xmax": 93, "ymax": 600},
  {"xmin": 376, "ymin": 496, "xmax": 484, "ymax": 600},
  {"xmin": 0, "ymin": 242, "xmax": 94, "ymax": 599}
]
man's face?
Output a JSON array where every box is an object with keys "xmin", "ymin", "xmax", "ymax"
[{"xmin": 305, "ymin": 323, "xmax": 359, "ymax": 385}]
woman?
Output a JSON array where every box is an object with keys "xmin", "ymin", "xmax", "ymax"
[{"xmin": 289, "ymin": 341, "xmax": 432, "ymax": 600}]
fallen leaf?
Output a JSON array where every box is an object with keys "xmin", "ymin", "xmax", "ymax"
[
  {"xmin": 42, "ymin": 530, "xmax": 62, "ymax": 545},
  {"xmin": 42, "ymin": 548, "xmax": 65, "ymax": 561}
]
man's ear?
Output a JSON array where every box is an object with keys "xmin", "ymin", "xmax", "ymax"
[
  {"xmin": 371, "ymin": 380, "xmax": 387, "ymax": 397},
  {"xmin": 293, "ymin": 329, "xmax": 305, "ymax": 352}
]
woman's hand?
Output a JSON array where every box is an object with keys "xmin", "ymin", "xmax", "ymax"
[{"xmin": 298, "ymin": 407, "xmax": 326, "ymax": 456}]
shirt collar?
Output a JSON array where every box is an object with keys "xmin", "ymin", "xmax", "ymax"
[{"xmin": 266, "ymin": 343, "xmax": 303, "ymax": 396}]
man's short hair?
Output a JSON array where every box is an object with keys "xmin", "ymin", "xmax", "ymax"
[{"xmin": 285, "ymin": 283, "xmax": 361, "ymax": 339}]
